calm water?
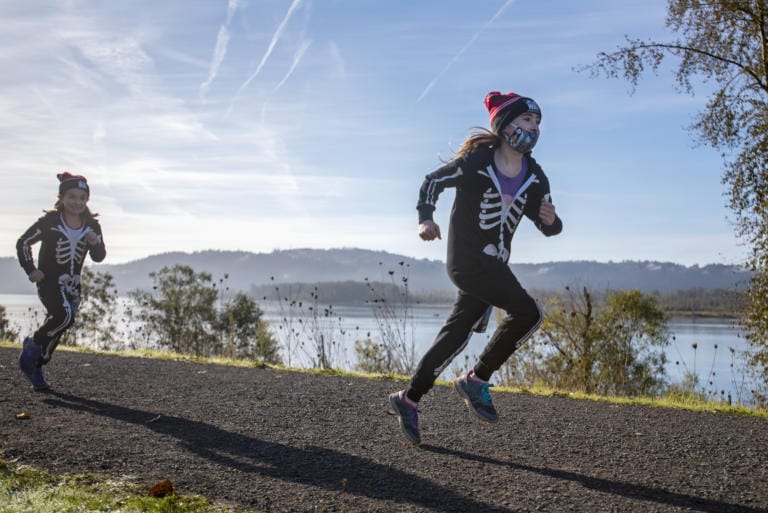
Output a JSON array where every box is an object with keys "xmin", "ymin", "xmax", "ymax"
[{"xmin": 1, "ymin": 294, "xmax": 757, "ymax": 403}]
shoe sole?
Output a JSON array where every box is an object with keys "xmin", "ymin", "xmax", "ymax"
[
  {"xmin": 389, "ymin": 394, "xmax": 421, "ymax": 445},
  {"xmin": 453, "ymin": 380, "xmax": 499, "ymax": 423}
]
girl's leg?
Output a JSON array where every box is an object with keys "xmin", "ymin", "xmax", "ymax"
[
  {"xmin": 407, "ymin": 290, "xmax": 489, "ymax": 401},
  {"xmin": 456, "ymin": 264, "xmax": 541, "ymax": 380},
  {"xmin": 33, "ymin": 285, "xmax": 78, "ymax": 365}
]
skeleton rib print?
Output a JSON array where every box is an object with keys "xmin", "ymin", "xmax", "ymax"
[
  {"xmin": 16, "ymin": 211, "xmax": 104, "ymax": 281},
  {"xmin": 52, "ymin": 223, "xmax": 89, "ymax": 275},
  {"xmin": 479, "ymin": 167, "xmax": 537, "ymax": 233}
]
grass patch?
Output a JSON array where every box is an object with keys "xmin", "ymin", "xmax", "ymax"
[
  {"xmin": 0, "ymin": 457, "xmax": 254, "ymax": 513},
  {"xmin": 2, "ymin": 340, "xmax": 765, "ymax": 418},
  {"xmin": 490, "ymin": 384, "xmax": 768, "ymax": 418}
]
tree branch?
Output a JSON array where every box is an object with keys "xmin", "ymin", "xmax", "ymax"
[{"xmin": 632, "ymin": 41, "xmax": 765, "ymax": 87}]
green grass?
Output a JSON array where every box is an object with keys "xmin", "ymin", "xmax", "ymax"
[
  {"xmin": 489, "ymin": 384, "xmax": 768, "ymax": 418},
  {"xmin": 2, "ymin": 339, "xmax": 766, "ymax": 418},
  {"xmin": 0, "ymin": 457, "xmax": 255, "ymax": 513}
]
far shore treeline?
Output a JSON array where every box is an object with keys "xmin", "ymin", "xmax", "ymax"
[
  {"xmin": 0, "ymin": 248, "xmax": 752, "ymax": 297},
  {"xmin": 243, "ymin": 280, "xmax": 744, "ymax": 319},
  {"xmin": 0, "ymin": 248, "xmax": 749, "ymax": 317}
]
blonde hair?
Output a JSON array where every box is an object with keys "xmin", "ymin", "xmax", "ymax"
[{"xmin": 453, "ymin": 127, "xmax": 502, "ymax": 159}]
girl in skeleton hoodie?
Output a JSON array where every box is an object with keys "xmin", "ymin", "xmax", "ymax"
[
  {"xmin": 389, "ymin": 91, "xmax": 563, "ymax": 444},
  {"xmin": 16, "ymin": 172, "xmax": 106, "ymax": 390}
]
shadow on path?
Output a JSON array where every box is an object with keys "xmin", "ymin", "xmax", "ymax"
[
  {"xmin": 420, "ymin": 444, "xmax": 766, "ymax": 513},
  {"xmin": 44, "ymin": 392, "xmax": 511, "ymax": 513}
]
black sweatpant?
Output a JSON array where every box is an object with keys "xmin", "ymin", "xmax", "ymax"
[
  {"xmin": 33, "ymin": 281, "xmax": 80, "ymax": 366},
  {"xmin": 408, "ymin": 258, "xmax": 541, "ymax": 399}
]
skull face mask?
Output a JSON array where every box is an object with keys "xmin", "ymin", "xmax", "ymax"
[{"xmin": 503, "ymin": 124, "xmax": 539, "ymax": 153}]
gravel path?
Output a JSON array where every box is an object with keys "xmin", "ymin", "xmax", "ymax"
[{"xmin": 1, "ymin": 346, "xmax": 767, "ymax": 513}]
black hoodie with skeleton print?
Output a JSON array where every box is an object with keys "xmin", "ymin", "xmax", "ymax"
[
  {"xmin": 417, "ymin": 146, "xmax": 562, "ymax": 273},
  {"xmin": 16, "ymin": 211, "xmax": 106, "ymax": 291}
]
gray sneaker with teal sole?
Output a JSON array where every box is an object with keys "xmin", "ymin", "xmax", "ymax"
[{"xmin": 454, "ymin": 373, "xmax": 498, "ymax": 423}]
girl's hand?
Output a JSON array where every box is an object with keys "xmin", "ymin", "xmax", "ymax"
[
  {"xmin": 419, "ymin": 220, "xmax": 442, "ymax": 241},
  {"xmin": 28, "ymin": 270, "xmax": 44, "ymax": 283},
  {"xmin": 539, "ymin": 199, "xmax": 556, "ymax": 226},
  {"xmin": 85, "ymin": 232, "xmax": 99, "ymax": 246}
]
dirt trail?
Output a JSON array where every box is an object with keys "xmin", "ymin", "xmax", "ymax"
[{"xmin": 1, "ymin": 347, "xmax": 766, "ymax": 513}]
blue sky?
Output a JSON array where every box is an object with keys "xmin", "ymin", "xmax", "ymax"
[{"xmin": 0, "ymin": 0, "xmax": 746, "ymax": 266}]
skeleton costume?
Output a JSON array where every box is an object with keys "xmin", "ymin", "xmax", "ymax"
[
  {"xmin": 16, "ymin": 178, "xmax": 106, "ymax": 366},
  {"xmin": 406, "ymin": 94, "xmax": 562, "ymax": 402}
]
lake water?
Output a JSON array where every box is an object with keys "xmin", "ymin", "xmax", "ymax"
[{"xmin": 1, "ymin": 294, "xmax": 759, "ymax": 404}]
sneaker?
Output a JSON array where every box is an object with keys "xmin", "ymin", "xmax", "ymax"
[
  {"xmin": 454, "ymin": 371, "xmax": 498, "ymax": 423},
  {"xmin": 389, "ymin": 391, "xmax": 421, "ymax": 445},
  {"xmin": 30, "ymin": 367, "xmax": 50, "ymax": 391},
  {"xmin": 18, "ymin": 337, "xmax": 41, "ymax": 376}
]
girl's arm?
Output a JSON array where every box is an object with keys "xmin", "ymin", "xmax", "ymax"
[
  {"xmin": 16, "ymin": 218, "xmax": 44, "ymax": 275},
  {"xmin": 416, "ymin": 160, "xmax": 464, "ymax": 224},
  {"xmin": 527, "ymin": 177, "xmax": 562, "ymax": 237},
  {"xmin": 85, "ymin": 222, "xmax": 107, "ymax": 262}
]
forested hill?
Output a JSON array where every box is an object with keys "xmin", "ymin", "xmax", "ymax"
[{"xmin": 0, "ymin": 248, "xmax": 751, "ymax": 295}]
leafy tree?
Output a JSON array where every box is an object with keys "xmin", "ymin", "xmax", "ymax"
[
  {"xmin": 0, "ymin": 304, "xmax": 19, "ymax": 341},
  {"xmin": 538, "ymin": 286, "xmax": 603, "ymax": 394},
  {"xmin": 502, "ymin": 287, "xmax": 670, "ymax": 397},
  {"xmin": 595, "ymin": 290, "xmax": 670, "ymax": 396},
  {"xmin": 219, "ymin": 291, "xmax": 281, "ymax": 364},
  {"xmin": 130, "ymin": 265, "xmax": 218, "ymax": 357},
  {"xmin": 581, "ymin": 0, "xmax": 768, "ymax": 388},
  {"xmin": 65, "ymin": 267, "xmax": 119, "ymax": 349}
]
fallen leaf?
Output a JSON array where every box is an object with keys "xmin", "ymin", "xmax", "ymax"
[{"xmin": 148, "ymin": 479, "xmax": 175, "ymax": 497}]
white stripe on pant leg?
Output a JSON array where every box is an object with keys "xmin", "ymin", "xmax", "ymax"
[
  {"xmin": 433, "ymin": 329, "xmax": 475, "ymax": 378},
  {"xmin": 476, "ymin": 304, "xmax": 543, "ymax": 371},
  {"xmin": 514, "ymin": 304, "xmax": 543, "ymax": 351}
]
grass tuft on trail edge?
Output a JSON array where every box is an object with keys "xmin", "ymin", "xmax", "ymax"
[
  {"xmin": 2, "ymin": 339, "xmax": 766, "ymax": 418},
  {"xmin": 0, "ymin": 456, "xmax": 257, "ymax": 513}
]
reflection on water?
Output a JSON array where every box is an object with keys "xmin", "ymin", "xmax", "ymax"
[{"xmin": 1, "ymin": 294, "xmax": 758, "ymax": 404}]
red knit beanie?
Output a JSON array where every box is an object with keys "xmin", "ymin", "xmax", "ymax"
[
  {"xmin": 57, "ymin": 171, "xmax": 90, "ymax": 197},
  {"xmin": 484, "ymin": 91, "xmax": 541, "ymax": 134}
]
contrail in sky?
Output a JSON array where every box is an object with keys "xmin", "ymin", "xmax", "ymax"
[
  {"xmin": 200, "ymin": 0, "xmax": 241, "ymax": 99},
  {"xmin": 416, "ymin": 0, "xmax": 516, "ymax": 103},
  {"xmin": 260, "ymin": 39, "xmax": 312, "ymax": 122},
  {"xmin": 272, "ymin": 39, "xmax": 311, "ymax": 94},
  {"xmin": 227, "ymin": 0, "xmax": 304, "ymax": 115}
]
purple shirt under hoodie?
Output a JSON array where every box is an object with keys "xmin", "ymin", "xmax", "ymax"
[{"xmin": 496, "ymin": 159, "xmax": 528, "ymax": 206}]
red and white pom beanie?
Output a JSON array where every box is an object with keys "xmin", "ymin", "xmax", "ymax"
[
  {"xmin": 484, "ymin": 91, "xmax": 541, "ymax": 134},
  {"xmin": 57, "ymin": 171, "xmax": 90, "ymax": 197}
]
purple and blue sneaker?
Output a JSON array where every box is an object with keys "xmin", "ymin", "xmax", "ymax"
[
  {"xmin": 18, "ymin": 337, "xmax": 41, "ymax": 377},
  {"xmin": 30, "ymin": 366, "xmax": 50, "ymax": 391},
  {"xmin": 389, "ymin": 390, "xmax": 421, "ymax": 445}
]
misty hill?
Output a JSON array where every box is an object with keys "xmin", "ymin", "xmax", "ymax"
[{"xmin": 0, "ymin": 248, "xmax": 752, "ymax": 296}]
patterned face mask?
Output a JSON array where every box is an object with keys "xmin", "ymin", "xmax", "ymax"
[{"xmin": 503, "ymin": 124, "xmax": 539, "ymax": 153}]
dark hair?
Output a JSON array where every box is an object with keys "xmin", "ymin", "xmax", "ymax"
[{"xmin": 45, "ymin": 197, "xmax": 99, "ymax": 219}]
